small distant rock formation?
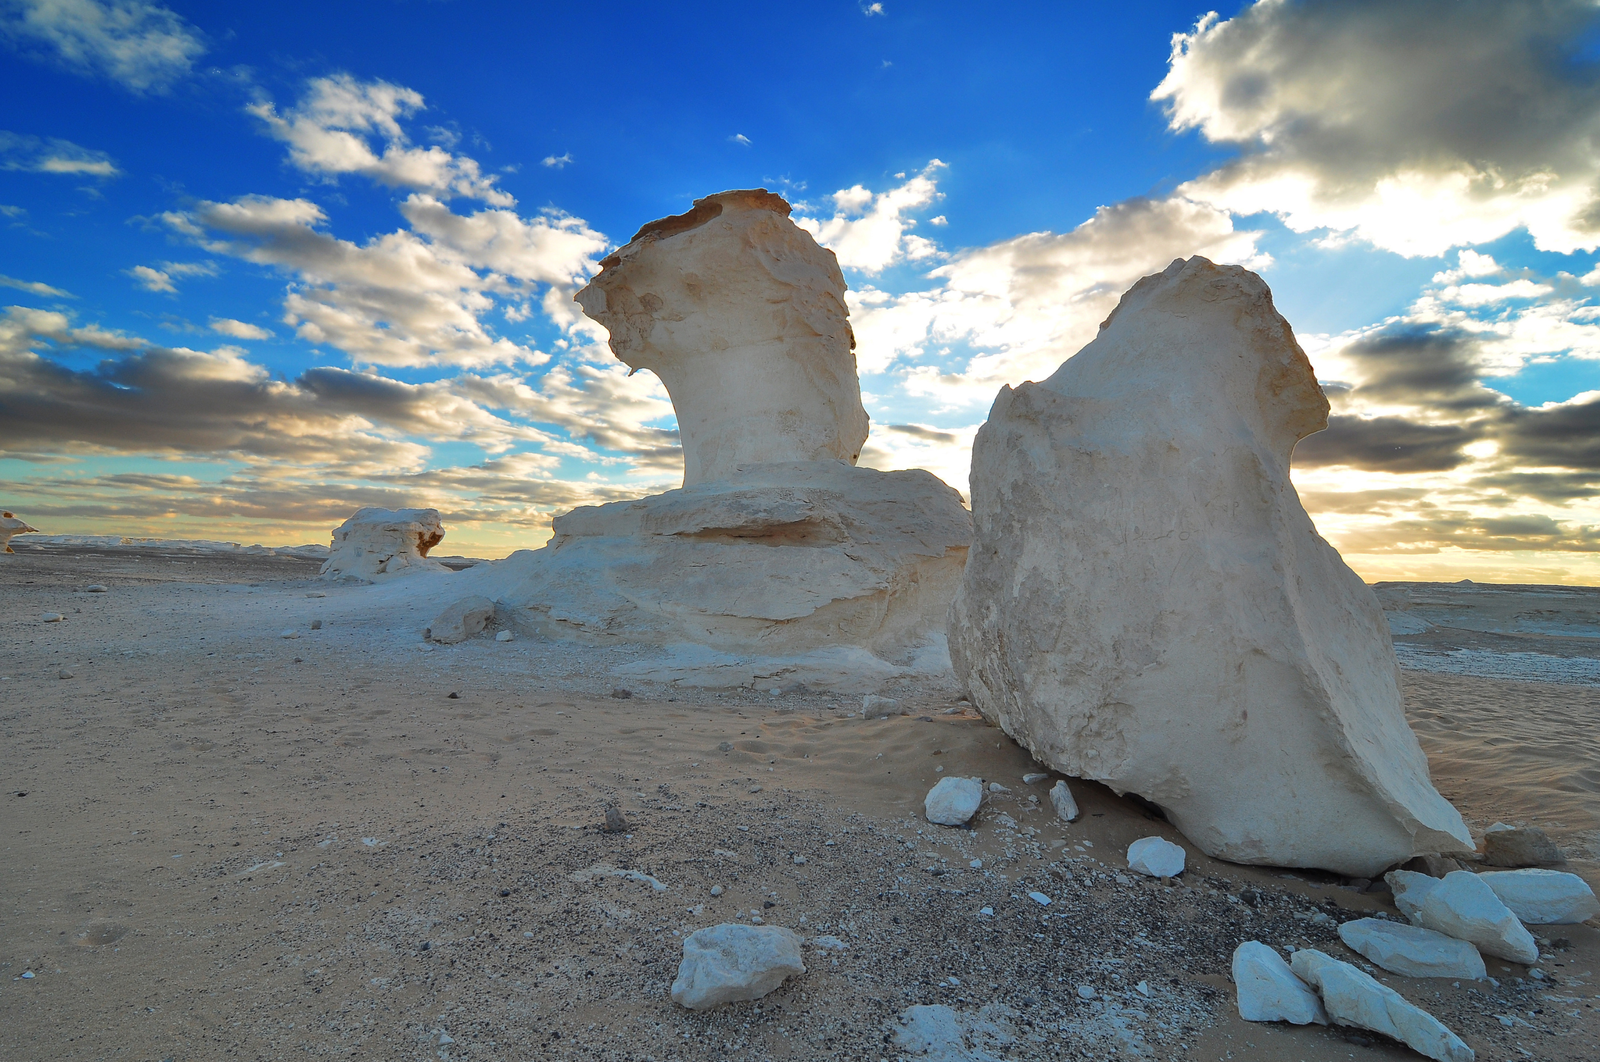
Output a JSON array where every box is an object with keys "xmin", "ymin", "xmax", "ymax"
[
  {"xmin": 1, "ymin": 511, "xmax": 39, "ymax": 553},
  {"xmin": 576, "ymin": 189, "xmax": 869, "ymax": 487},
  {"xmin": 321, "ymin": 507, "xmax": 448, "ymax": 582},
  {"xmin": 424, "ymin": 595, "xmax": 494, "ymax": 644},
  {"xmin": 949, "ymin": 257, "xmax": 1472, "ymax": 877},
  {"xmin": 482, "ymin": 191, "xmax": 971, "ymax": 687}
]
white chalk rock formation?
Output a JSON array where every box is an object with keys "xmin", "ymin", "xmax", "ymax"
[
  {"xmin": 1289, "ymin": 950, "xmax": 1474, "ymax": 1062},
  {"xmin": 670, "ymin": 923, "xmax": 805, "ymax": 1010},
  {"xmin": 1127, "ymin": 837, "xmax": 1186, "ymax": 878},
  {"xmin": 1478, "ymin": 868, "xmax": 1600, "ymax": 924},
  {"xmin": 321, "ymin": 508, "xmax": 447, "ymax": 582},
  {"xmin": 1337, "ymin": 918, "xmax": 1486, "ymax": 980},
  {"xmin": 1, "ymin": 511, "xmax": 39, "ymax": 553},
  {"xmin": 948, "ymin": 256, "xmax": 1471, "ymax": 877},
  {"xmin": 1412, "ymin": 871, "xmax": 1539, "ymax": 964},
  {"xmin": 477, "ymin": 192, "xmax": 970, "ymax": 687},
  {"xmin": 576, "ymin": 189, "xmax": 868, "ymax": 487},
  {"xmin": 1386, "ymin": 870, "xmax": 1437, "ymax": 922},
  {"xmin": 1049, "ymin": 780, "xmax": 1080, "ymax": 822},
  {"xmin": 1231, "ymin": 941, "xmax": 1327, "ymax": 1025},
  {"xmin": 425, "ymin": 596, "xmax": 495, "ymax": 644},
  {"xmin": 925, "ymin": 777, "xmax": 984, "ymax": 827}
]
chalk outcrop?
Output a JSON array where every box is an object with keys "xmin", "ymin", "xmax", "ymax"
[
  {"xmin": 476, "ymin": 192, "xmax": 971, "ymax": 687},
  {"xmin": 1337, "ymin": 918, "xmax": 1485, "ymax": 980},
  {"xmin": 576, "ymin": 189, "xmax": 868, "ymax": 487},
  {"xmin": 1, "ymin": 511, "xmax": 39, "ymax": 553},
  {"xmin": 670, "ymin": 923, "xmax": 805, "ymax": 1010},
  {"xmin": 1478, "ymin": 868, "xmax": 1600, "ymax": 924},
  {"xmin": 949, "ymin": 257, "xmax": 1471, "ymax": 877},
  {"xmin": 1290, "ymin": 950, "xmax": 1474, "ymax": 1062},
  {"xmin": 1231, "ymin": 942, "xmax": 1326, "ymax": 1025},
  {"xmin": 1396, "ymin": 870, "xmax": 1539, "ymax": 964},
  {"xmin": 321, "ymin": 508, "xmax": 447, "ymax": 582}
]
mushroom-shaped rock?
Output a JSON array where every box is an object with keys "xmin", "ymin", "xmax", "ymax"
[
  {"xmin": 576, "ymin": 189, "xmax": 869, "ymax": 487},
  {"xmin": 1289, "ymin": 950, "xmax": 1474, "ymax": 1062},
  {"xmin": 1478, "ymin": 868, "xmax": 1600, "ymax": 925},
  {"xmin": 924, "ymin": 777, "xmax": 984, "ymax": 826},
  {"xmin": 1232, "ymin": 941, "xmax": 1327, "ymax": 1025},
  {"xmin": 1337, "ymin": 918, "xmax": 1486, "ymax": 980},
  {"xmin": 948, "ymin": 256, "xmax": 1471, "ymax": 878},
  {"xmin": 670, "ymin": 923, "xmax": 805, "ymax": 1010},
  {"xmin": 320, "ymin": 507, "xmax": 448, "ymax": 582},
  {"xmin": 1, "ymin": 511, "xmax": 39, "ymax": 553}
]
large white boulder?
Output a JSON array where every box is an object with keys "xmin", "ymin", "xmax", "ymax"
[
  {"xmin": 925, "ymin": 777, "xmax": 984, "ymax": 827},
  {"xmin": 1337, "ymin": 918, "xmax": 1485, "ymax": 980},
  {"xmin": 948, "ymin": 256, "xmax": 1471, "ymax": 877},
  {"xmin": 1478, "ymin": 868, "xmax": 1600, "ymax": 925},
  {"xmin": 670, "ymin": 923, "xmax": 805, "ymax": 1010},
  {"xmin": 1412, "ymin": 871, "xmax": 1539, "ymax": 964},
  {"xmin": 576, "ymin": 188, "xmax": 868, "ymax": 487},
  {"xmin": 1289, "ymin": 949, "xmax": 1474, "ymax": 1062},
  {"xmin": 1231, "ymin": 941, "xmax": 1327, "ymax": 1025},
  {"xmin": 1, "ymin": 510, "xmax": 39, "ymax": 553},
  {"xmin": 320, "ymin": 507, "xmax": 448, "ymax": 582}
]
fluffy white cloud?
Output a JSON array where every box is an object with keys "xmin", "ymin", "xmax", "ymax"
[
  {"xmin": 249, "ymin": 75, "xmax": 513, "ymax": 205},
  {"xmin": 1153, "ymin": 0, "xmax": 1600, "ymax": 256},
  {"xmin": 126, "ymin": 264, "xmax": 171, "ymax": 291},
  {"xmin": 795, "ymin": 161, "xmax": 946, "ymax": 273},
  {"xmin": 0, "ymin": 0, "xmax": 203, "ymax": 92},
  {"xmin": 0, "ymin": 130, "xmax": 117, "ymax": 176},
  {"xmin": 209, "ymin": 317, "xmax": 271, "ymax": 340},
  {"xmin": 0, "ymin": 273, "xmax": 70, "ymax": 297}
]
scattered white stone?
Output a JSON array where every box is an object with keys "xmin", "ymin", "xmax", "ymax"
[
  {"xmin": 1386, "ymin": 869, "xmax": 1438, "ymax": 922},
  {"xmin": 1413, "ymin": 871, "xmax": 1538, "ymax": 964},
  {"xmin": 280, "ymin": 629, "xmax": 299, "ymax": 639},
  {"xmin": 567, "ymin": 863, "xmax": 669, "ymax": 892},
  {"xmin": 425, "ymin": 596, "xmax": 495, "ymax": 644},
  {"xmin": 1022, "ymin": 772, "xmax": 1049, "ymax": 785},
  {"xmin": 1290, "ymin": 949, "xmax": 1474, "ymax": 1062},
  {"xmin": 1049, "ymin": 780, "xmax": 1080, "ymax": 823},
  {"xmin": 793, "ymin": 854, "xmax": 807, "ymax": 865},
  {"xmin": 320, "ymin": 507, "xmax": 448, "ymax": 581},
  {"xmin": 1126, "ymin": 836, "xmax": 1185, "ymax": 878},
  {"xmin": 58, "ymin": 669, "xmax": 73, "ymax": 679},
  {"xmin": 670, "ymin": 923, "xmax": 805, "ymax": 1010},
  {"xmin": 709, "ymin": 884, "xmax": 724, "ymax": 897},
  {"xmin": 1232, "ymin": 941, "xmax": 1328, "ymax": 1025},
  {"xmin": 41, "ymin": 613, "xmax": 63, "ymax": 623},
  {"xmin": 863, "ymin": 695, "xmax": 901, "ymax": 715},
  {"xmin": 1075, "ymin": 984, "xmax": 1096, "ymax": 999},
  {"xmin": 305, "ymin": 591, "xmax": 326, "ymax": 598},
  {"xmin": 946, "ymin": 257, "xmax": 1472, "ymax": 878},
  {"xmin": 811, "ymin": 935, "xmax": 849, "ymax": 951},
  {"xmin": 495, "ymin": 630, "xmax": 514, "ymax": 642},
  {"xmin": 1135, "ymin": 981, "xmax": 1152, "ymax": 997},
  {"xmin": 969, "ymin": 859, "xmax": 982, "ymax": 869},
  {"xmin": 417, "ymin": 644, "xmax": 435, "ymax": 653},
  {"xmin": 1028, "ymin": 891, "xmax": 1051, "ymax": 906},
  {"xmin": 978, "ymin": 907, "xmax": 994, "ymax": 916},
  {"xmin": 988, "ymin": 782, "xmax": 1009, "ymax": 793},
  {"xmin": 925, "ymin": 777, "xmax": 984, "ymax": 827},
  {"xmin": 1478, "ymin": 869, "xmax": 1600, "ymax": 924},
  {"xmin": 1337, "ymin": 918, "xmax": 1486, "ymax": 980},
  {"xmin": 85, "ymin": 584, "xmax": 107, "ymax": 593}
]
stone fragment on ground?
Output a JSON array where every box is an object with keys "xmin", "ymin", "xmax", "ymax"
[
  {"xmin": 424, "ymin": 595, "xmax": 495, "ymax": 644},
  {"xmin": 1387, "ymin": 869, "xmax": 1438, "ymax": 922},
  {"xmin": 1412, "ymin": 871, "xmax": 1539, "ymax": 964},
  {"xmin": 1478, "ymin": 868, "xmax": 1600, "ymax": 924},
  {"xmin": 1291, "ymin": 949, "xmax": 1474, "ymax": 1062},
  {"xmin": 893, "ymin": 1003, "xmax": 1015, "ymax": 1062},
  {"xmin": 925, "ymin": 777, "xmax": 983, "ymax": 827},
  {"xmin": 1337, "ymin": 918, "xmax": 1486, "ymax": 980},
  {"xmin": 85, "ymin": 584, "xmax": 107, "ymax": 593},
  {"xmin": 863, "ymin": 695, "xmax": 901, "ymax": 716},
  {"xmin": 1482, "ymin": 824, "xmax": 1564, "ymax": 867},
  {"xmin": 495, "ymin": 630, "xmax": 513, "ymax": 642},
  {"xmin": 946, "ymin": 256, "xmax": 1471, "ymax": 877},
  {"xmin": 1049, "ymin": 780, "xmax": 1079, "ymax": 822},
  {"xmin": 670, "ymin": 923, "xmax": 805, "ymax": 1010},
  {"xmin": 1126, "ymin": 836, "xmax": 1184, "ymax": 878},
  {"xmin": 1232, "ymin": 941, "xmax": 1327, "ymax": 1025},
  {"xmin": 320, "ymin": 507, "xmax": 447, "ymax": 581}
]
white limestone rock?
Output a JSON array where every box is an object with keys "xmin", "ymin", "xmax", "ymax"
[
  {"xmin": 1049, "ymin": 780, "xmax": 1080, "ymax": 822},
  {"xmin": 1386, "ymin": 870, "xmax": 1439, "ymax": 922},
  {"xmin": 948, "ymin": 257, "xmax": 1471, "ymax": 878},
  {"xmin": 1290, "ymin": 949, "xmax": 1474, "ymax": 1062},
  {"xmin": 1, "ymin": 510, "xmax": 39, "ymax": 553},
  {"xmin": 320, "ymin": 507, "xmax": 448, "ymax": 582},
  {"xmin": 1126, "ymin": 836, "xmax": 1185, "ymax": 878},
  {"xmin": 576, "ymin": 189, "xmax": 868, "ymax": 487},
  {"xmin": 425, "ymin": 596, "xmax": 495, "ymax": 644},
  {"xmin": 925, "ymin": 777, "xmax": 984, "ymax": 827},
  {"xmin": 1413, "ymin": 871, "xmax": 1539, "ymax": 964},
  {"xmin": 670, "ymin": 923, "xmax": 805, "ymax": 1010},
  {"xmin": 1231, "ymin": 941, "xmax": 1327, "ymax": 1025},
  {"xmin": 1478, "ymin": 869, "xmax": 1600, "ymax": 925},
  {"xmin": 1337, "ymin": 918, "xmax": 1486, "ymax": 980}
]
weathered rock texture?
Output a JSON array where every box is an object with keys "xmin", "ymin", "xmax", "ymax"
[
  {"xmin": 576, "ymin": 189, "xmax": 869, "ymax": 487},
  {"xmin": 320, "ymin": 507, "xmax": 447, "ymax": 582},
  {"xmin": 670, "ymin": 923, "xmax": 805, "ymax": 1010},
  {"xmin": 1, "ymin": 510, "xmax": 39, "ymax": 553},
  {"xmin": 949, "ymin": 257, "xmax": 1471, "ymax": 877}
]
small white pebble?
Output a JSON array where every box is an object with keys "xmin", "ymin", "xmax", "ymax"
[
  {"xmin": 988, "ymin": 782, "xmax": 1009, "ymax": 793},
  {"xmin": 523, "ymin": 931, "xmax": 534, "ymax": 939},
  {"xmin": 1077, "ymin": 985, "xmax": 1096, "ymax": 1000},
  {"xmin": 1022, "ymin": 772, "xmax": 1049, "ymax": 784},
  {"xmin": 978, "ymin": 907, "xmax": 994, "ymax": 917},
  {"xmin": 793, "ymin": 855, "xmax": 807, "ymax": 865},
  {"xmin": 41, "ymin": 613, "xmax": 63, "ymax": 623},
  {"xmin": 280, "ymin": 629, "xmax": 299, "ymax": 639},
  {"xmin": 969, "ymin": 859, "xmax": 982, "ymax": 869},
  {"xmin": 495, "ymin": 630, "xmax": 513, "ymax": 642},
  {"xmin": 1136, "ymin": 981, "xmax": 1151, "ymax": 997},
  {"xmin": 710, "ymin": 885, "xmax": 724, "ymax": 897},
  {"xmin": 1028, "ymin": 891, "xmax": 1052, "ymax": 906}
]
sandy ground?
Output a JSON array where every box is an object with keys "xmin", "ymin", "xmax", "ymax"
[{"xmin": 2, "ymin": 544, "xmax": 1597, "ymax": 1061}]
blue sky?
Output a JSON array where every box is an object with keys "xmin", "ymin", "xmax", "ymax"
[{"xmin": 5, "ymin": 0, "xmax": 1600, "ymax": 582}]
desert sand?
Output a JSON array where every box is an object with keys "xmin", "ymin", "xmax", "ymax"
[{"xmin": 2, "ymin": 541, "xmax": 1597, "ymax": 1061}]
